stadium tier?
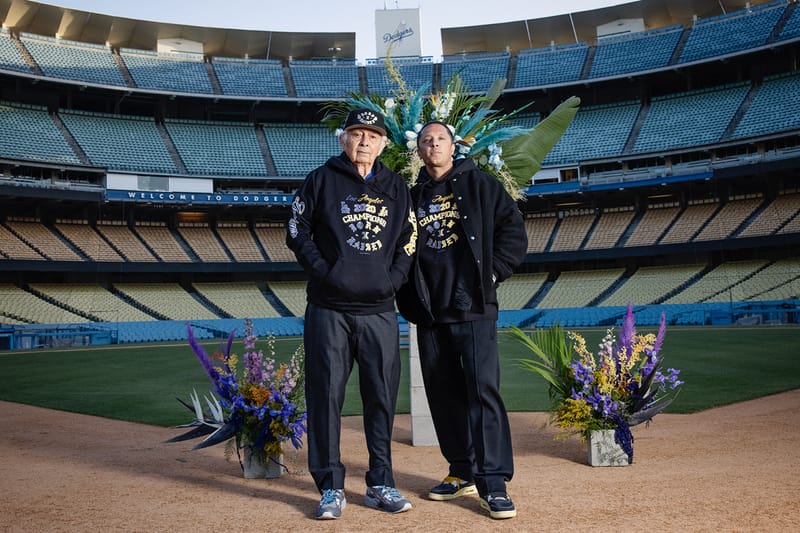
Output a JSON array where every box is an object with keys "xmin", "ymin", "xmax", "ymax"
[
  {"xmin": 0, "ymin": 2, "xmax": 793, "ymax": 97},
  {"xmin": 0, "ymin": 0, "xmax": 799, "ymax": 348},
  {"xmin": 0, "ymin": 74, "xmax": 793, "ymax": 177}
]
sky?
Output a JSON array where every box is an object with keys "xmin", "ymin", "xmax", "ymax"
[{"xmin": 42, "ymin": 0, "xmax": 627, "ymax": 61}]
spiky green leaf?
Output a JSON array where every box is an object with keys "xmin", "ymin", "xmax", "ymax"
[{"xmin": 501, "ymin": 96, "xmax": 581, "ymax": 186}]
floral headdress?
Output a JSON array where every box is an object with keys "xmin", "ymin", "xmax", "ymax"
[{"xmin": 323, "ymin": 56, "xmax": 580, "ymax": 200}]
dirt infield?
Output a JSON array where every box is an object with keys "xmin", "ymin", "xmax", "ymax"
[{"xmin": 1, "ymin": 391, "xmax": 799, "ymax": 532}]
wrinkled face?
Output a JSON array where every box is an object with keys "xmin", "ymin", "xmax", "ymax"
[
  {"xmin": 416, "ymin": 123, "xmax": 455, "ymax": 171},
  {"xmin": 340, "ymin": 127, "xmax": 387, "ymax": 167}
]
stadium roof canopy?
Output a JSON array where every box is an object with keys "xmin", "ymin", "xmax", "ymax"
[
  {"xmin": 0, "ymin": 0, "xmax": 354, "ymax": 60},
  {"xmin": 0, "ymin": 0, "xmax": 779, "ymax": 60}
]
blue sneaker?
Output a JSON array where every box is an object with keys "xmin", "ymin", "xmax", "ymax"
[
  {"xmin": 364, "ymin": 485, "xmax": 412, "ymax": 513},
  {"xmin": 315, "ymin": 489, "xmax": 346, "ymax": 520},
  {"xmin": 428, "ymin": 476, "xmax": 478, "ymax": 501},
  {"xmin": 479, "ymin": 491, "xmax": 517, "ymax": 519}
]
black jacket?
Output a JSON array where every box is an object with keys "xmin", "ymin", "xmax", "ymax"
[
  {"xmin": 397, "ymin": 158, "xmax": 527, "ymax": 324},
  {"xmin": 286, "ymin": 153, "xmax": 417, "ymax": 314}
]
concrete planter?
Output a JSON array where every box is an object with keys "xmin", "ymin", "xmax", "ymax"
[
  {"xmin": 242, "ymin": 446, "xmax": 284, "ymax": 478},
  {"xmin": 588, "ymin": 429, "xmax": 631, "ymax": 467}
]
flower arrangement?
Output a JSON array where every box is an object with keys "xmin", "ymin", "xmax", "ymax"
[
  {"xmin": 168, "ymin": 319, "xmax": 307, "ymax": 469},
  {"xmin": 510, "ymin": 305, "xmax": 683, "ymax": 461},
  {"xmin": 322, "ymin": 56, "xmax": 580, "ymax": 200}
]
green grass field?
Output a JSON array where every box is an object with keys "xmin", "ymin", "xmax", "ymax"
[{"xmin": 1, "ymin": 326, "xmax": 798, "ymax": 427}]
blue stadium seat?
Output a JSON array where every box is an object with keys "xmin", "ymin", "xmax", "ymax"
[
  {"xmin": 120, "ymin": 48, "xmax": 213, "ymax": 94},
  {"xmin": 213, "ymin": 57, "xmax": 288, "ymax": 97},
  {"xmin": 679, "ymin": 1, "xmax": 788, "ymax": 64},
  {"xmin": 514, "ymin": 43, "xmax": 587, "ymax": 88},
  {"xmin": 19, "ymin": 33, "xmax": 127, "ymax": 87}
]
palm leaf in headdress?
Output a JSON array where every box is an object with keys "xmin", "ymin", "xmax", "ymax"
[{"xmin": 501, "ymin": 95, "xmax": 581, "ymax": 187}]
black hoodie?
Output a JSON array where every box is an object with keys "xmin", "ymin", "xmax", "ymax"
[
  {"xmin": 286, "ymin": 153, "xmax": 417, "ymax": 313},
  {"xmin": 397, "ymin": 157, "xmax": 527, "ymax": 324}
]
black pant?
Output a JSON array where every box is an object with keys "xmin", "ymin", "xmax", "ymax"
[
  {"xmin": 304, "ymin": 303, "xmax": 400, "ymax": 491},
  {"xmin": 417, "ymin": 319, "xmax": 514, "ymax": 496}
]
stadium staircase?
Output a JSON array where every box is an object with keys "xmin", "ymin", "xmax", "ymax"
[
  {"xmin": 579, "ymin": 212, "xmax": 601, "ymax": 249},
  {"xmin": 255, "ymin": 127, "xmax": 278, "ymax": 175},
  {"xmin": 106, "ymin": 286, "xmax": 168, "ymax": 320},
  {"xmin": 668, "ymin": 28, "xmax": 692, "ymax": 65},
  {"xmin": 432, "ymin": 62, "xmax": 441, "ymax": 92},
  {"xmin": 699, "ymin": 262, "xmax": 771, "ymax": 302},
  {"xmin": 204, "ymin": 61, "xmax": 224, "ymax": 95},
  {"xmin": 248, "ymin": 225, "xmax": 271, "ymax": 260},
  {"xmin": 50, "ymin": 224, "xmax": 90, "ymax": 260},
  {"xmin": 721, "ymin": 81, "xmax": 762, "ymax": 141},
  {"xmin": 23, "ymin": 284, "xmax": 101, "ymax": 322},
  {"xmin": 653, "ymin": 264, "xmax": 714, "ymax": 304},
  {"xmin": 209, "ymin": 226, "xmax": 236, "ymax": 262},
  {"xmin": 731, "ymin": 197, "xmax": 770, "ymax": 237},
  {"xmin": 95, "ymin": 227, "xmax": 127, "ymax": 259},
  {"xmin": 10, "ymin": 33, "xmax": 42, "ymax": 76},
  {"xmin": 590, "ymin": 265, "xmax": 636, "ymax": 306},
  {"xmin": 543, "ymin": 217, "xmax": 561, "ymax": 252},
  {"xmin": 506, "ymin": 55, "xmax": 518, "ymax": 89},
  {"xmin": 170, "ymin": 227, "xmax": 200, "ymax": 261},
  {"xmin": 579, "ymin": 45, "xmax": 596, "ymax": 80},
  {"xmin": 130, "ymin": 227, "xmax": 162, "ymax": 261},
  {"xmin": 258, "ymin": 283, "xmax": 294, "ymax": 317},
  {"xmin": 155, "ymin": 122, "xmax": 189, "ymax": 174},
  {"xmin": 524, "ymin": 277, "xmax": 556, "ymax": 309},
  {"xmin": 282, "ymin": 65, "xmax": 296, "ymax": 98},
  {"xmin": 111, "ymin": 49, "xmax": 136, "ymax": 87},
  {"xmin": 50, "ymin": 113, "xmax": 91, "ymax": 165},
  {"xmin": 768, "ymin": 1, "xmax": 797, "ymax": 42},
  {"xmin": 622, "ymin": 99, "xmax": 650, "ymax": 154},
  {"xmin": 357, "ymin": 67, "xmax": 368, "ymax": 94},
  {"xmin": 688, "ymin": 203, "xmax": 724, "ymax": 240},
  {"xmin": 654, "ymin": 204, "xmax": 686, "ymax": 244},
  {"xmin": 185, "ymin": 284, "xmax": 231, "ymax": 318},
  {"xmin": 615, "ymin": 210, "xmax": 644, "ymax": 246}
]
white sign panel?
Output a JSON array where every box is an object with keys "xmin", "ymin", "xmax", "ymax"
[{"xmin": 375, "ymin": 8, "xmax": 421, "ymax": 58}]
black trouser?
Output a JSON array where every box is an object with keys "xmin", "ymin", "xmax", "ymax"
[
  {"xmin": 304, "ymin": 303, "xmax": 400, "ymax": 491},
  {"xmin": 417, "ymin": 318, "xmax": 514, "ymax": 496}
]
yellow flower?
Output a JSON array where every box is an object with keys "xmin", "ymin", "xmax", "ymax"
[
  {"xmin": 247, "ymin": 385, "xmax": 271, "ymax": 405},
  {"xmin": 556, "ymin": 398, "xmax": 593, "ymax": 431}
]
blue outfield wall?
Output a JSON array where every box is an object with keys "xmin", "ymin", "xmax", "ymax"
[{"xmin": 1, "ymin": 301, "xmax": 797, "ymax": 350}]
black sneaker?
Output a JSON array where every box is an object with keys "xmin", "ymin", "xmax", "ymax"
[
  {"xmin": 428, "ymin": 476, "xmax": 478, "ymax": 501},
  {"xmin": 315, "ymin": 488, "xmax": 346, "ymax": 519},
  {"xmin": 479, "ymin": 491, "xmax": 517, "ymax": 519},
  {"xmin": 364, "ymin": 485, "xmax": 413, "ymax": 513}
]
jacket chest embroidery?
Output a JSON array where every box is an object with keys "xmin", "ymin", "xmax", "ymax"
[
  {"xmin": 339, "ymin": 193, "xmax": 389, "ymax": 253},
  {"xmin": 418, "ymin": 192, "xmax": 460, "ymax": 250}
]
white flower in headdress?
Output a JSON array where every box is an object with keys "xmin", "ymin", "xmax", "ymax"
[
  {"xmin": 431, "ymin": 92, "xmax": 456, "ymax": 120},
  {"xmin": 404, "ymin": 123, "xmax": 422, "ymax": 150},
  {"xmin": 488, "ymin": 143, "xmax": 504, "ymax": 171},
  {"xmin": 385, "ymin": 97, "xmax": 396, "ymax": 110}
]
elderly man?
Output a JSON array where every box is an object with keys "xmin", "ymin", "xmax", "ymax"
[
  {"xmin": 397, "ymin": 120, "xmax": 527, "ymax": 520},
  {"xmin": 286, "ymin": 108, "xmax": 417, "ymax": 520}
]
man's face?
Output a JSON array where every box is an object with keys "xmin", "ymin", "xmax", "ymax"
[
  {"xmin": 417, "ymin": 123, "xmax": 455, "ymax": 170},
  {"xmin": 340, "ymin": 128, "xmax": 386, "ymax": 167}
]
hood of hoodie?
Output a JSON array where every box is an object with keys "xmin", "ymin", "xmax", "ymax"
[{"xmin": 416, "ymin": 157, "xmax": 476, "ymax": 188}]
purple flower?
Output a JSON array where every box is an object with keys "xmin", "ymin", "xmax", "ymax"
[
  {"xmin": 653, "ymin": 312, "xmax": 666, "ymax": 355},
  {"xmin": 618, "ymin": 304, "xmax": 637, "ymax": 362},
  {"xmin": 186, "ymin": 323, "xmax": 229, "ymax": 400},
  {"xmin": 665, "ymin": 368, "xmax": 684, "ymax": 389},
  {"xmin": 570, "ymin": 362, "xmax": 594, "ymax": 389}
]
